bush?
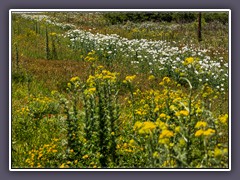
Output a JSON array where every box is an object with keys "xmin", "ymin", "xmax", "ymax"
[
  {"xmin": 203, "ymin": 12, "xmax": 229, "ymax": 24},
  {"xmin": 103, "ymin": 12, "xmax": 228, "ymax": 25},
  {"xmin": 12, "ymin": 71, "xmax": 32, "ymax": 83}
]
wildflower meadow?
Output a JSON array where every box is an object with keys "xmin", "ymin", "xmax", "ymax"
[{"xmin": 10, "ymin": 10, "xmax": 230, "ymax": 169}]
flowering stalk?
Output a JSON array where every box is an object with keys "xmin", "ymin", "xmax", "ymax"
[{"xmin": 45, "ymin": 26, "xmax": 50, "ymax": 60}]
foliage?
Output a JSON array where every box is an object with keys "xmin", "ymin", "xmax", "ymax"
[{"xmin": 103, "ymin": 12, "xmax": 228, "ymax": 25}]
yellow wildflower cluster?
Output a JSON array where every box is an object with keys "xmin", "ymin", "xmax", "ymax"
[
  {"xmin": 82, "ymin": 154, "xmax": 89, "ymax": 159},
  {"xmin": 148, "ymin": 75, "xmax": 155, "ymax": 81},
  {"xmin": 134, "ymin": 121, "xmax": 157, "ymax": 134},
  {"xmin": 183, "ymin": 57, "xmax": 194, "ymax": 65},
  {"xmin": 23, "ymin": 94, "xmax": 57, "ymax": 119},
  {"xmin": 16, "ymin": 107, "xmax": 30, "ymax": 116},
  {"xmin": 84, "ymin": 67, "xmax": 118, "ymax": 97},
  {"xmin": 84, "ymin": 50, "xmax": 98, "ymax": 62},
  {"xmin": 202, "ymin": 85, "xmax": 214, "ymax": 98},
  {"xmin": 25, "ymin": 138, "xmax": 60, "ymax": 168},
  {"xmin": 158, "ymin": 129, "xmax": 174, "ymax": 145},
  {"xmin": 194, "ymin": 119, "xmax": 216, "ymax": 137},
  {"xmin": 59, "ymin": 163, "xmax": 69, "ymax": 168},
  {"xmin": 214, "ymin": 147, "xmax": 228, "ymax": 158},
  {"xmin": 70, "ymin": 76, "xmax": 80, "ymax": 83},
  {"xmin": 87, "ymin": 67, "xmax": 118, "ymax": 85},
  {"xmin": 117, "ymin": 138, "xmax": 140, "ymax": 154},
  {"xmin": 175, "ymin": 110, "xmax": 189, "ymax": 117},
  {"xmin": 153, "ymin": 151, "xmax": 160, "ymax": 159},
  {"xmin": 161, "ymin": 159, "xmax": 177, "ymax": 168},
  {"xmin": 68, "ymin": 76, "xmax": 81, "ymax": 90},
  {"xmin": 124, "ymin": 75, "xmax": 137, "ymax": 83},
  {"xmin": 85, "ymin": 87, "xmax": 96, "ymax": 95},
  {"xmin": 195, "ymin": 128, "xmax": 215, "ymax": 137},
  {"xmin": 195, "ymin": 121, "xmax": 207, "ymax": 128},
  {"xmin": 30, "ymin": 95, "xmax": 53, "ymax": 104},
  {"xmin": 159, "ymin": 76, "xmax": 171, "ymax": 86},
  {"xmin": 218, "ymin": 114, "xmax": 228, "ymax": 124},
  {"xmin": 159, "ymin": 129, "xmax": 174, "ymax": 139}
]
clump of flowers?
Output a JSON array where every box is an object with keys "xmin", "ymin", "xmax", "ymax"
[
  {"xmin": 25, "ymin": 138, "xmax": 63, "ymax": 168},
  {"xmin": 133, "ymin": 121, "xmax": 157, "ymax": 134},
  {"xmin": 183, "ymin": 57, "xmax": 194, "ymax": 65},
  {"xmin": 84, "ymin": 50, "xmax": 98, "ymax": 62}
]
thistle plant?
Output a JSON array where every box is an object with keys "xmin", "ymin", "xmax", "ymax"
[
  {"xmin": 45, "ymin": 26, "xmax": 50, "ymax": 60},
  {"xmin": 57, "ymin": 77, "xmax": 83, "ymax": 161},
  {"xmin": 82, "ymin": 66, "xmax": 120, "ymax": 167}
]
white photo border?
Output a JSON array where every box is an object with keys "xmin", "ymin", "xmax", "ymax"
[{"xmin": 9, "ymin": 9, "xmax": 231, "ymax": 171}]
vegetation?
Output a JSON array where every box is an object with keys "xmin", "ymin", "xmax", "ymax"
[{"xmin": 11, "ymin": 11, "xmax": 229, "ymax": 169}]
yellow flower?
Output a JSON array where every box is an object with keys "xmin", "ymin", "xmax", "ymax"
[
  {"xmin": 82, "ymin": 154, "xmax": 89, "ymax": 159},
  {"xmin": 175, "ymin": 110, "xmax": 189, "ymax": 117},
  {"xmin": 88, "ymin": 87, "xmax": 96, "ymax": 94},
  {"xmin": 203, "ymin": 128, "xmax": 215, "ymax": 136},
  {"xmin": 179, "ymin": 138, "xmax": 186, "ymax": 146},
  {"xmin": 60, "ymin": 163, "xmax": 65, "ymax": 168},
  {"xmin": 86, "ymin": 57, "xmax": 96, "ymax": 62},
  {"xmin": 196, "ymin": 107, "xmax": 203, "ymax": 114},
  {"xmin": 180, "ymin": 110, "xmax": 189, "ymax": 116},
  {"xmin": 139, "ymin": 121, "xmax": 157, "ymax": 134},
  {"xmin": 195, "ymin": 121, "xmax": 207, "ymax": 128},
  {"xmin": 53, "ymin": 138, "xmax": 59, "ymax": 142},
  {"xmin": 183, "ymin": 57, "xmax": 194, "ymax": 65},
  {"xmin": 218, "ymin": 114, "xmax": 228, "ymax": 124},
  {"xmin": 70, "ymin": 76, "xmax": 80, "ymax": 82},
  {"xmin": 175, "ymin": 126, "xmax": 181, "ymax": 133},
  {"xmin": 125, "ymin": 75, "xmax": 136, "ymax": 82},
  {"xmin": 38, "ymin": 153, "xmax": 43, "ymax": 159},
  {"xmin": 159, "ymin": 130, "xmax": 174, "ymax": 139},
  {"xmin": 148, "ymin": 75, "xmax": 155, "ymax": 80},
  {"xmin": 159, "ymin": 113, "xmax": 166, "ymax": 119},
  {"xmin": 160, "ymin": 77, "xmax": 171, "ymax": 86},
  {"xmin": 170, "ymin": 105, "xmax": 177, "ymax": 111},
  {"xmin": 123, "ymin": 143, "xmax": 128, "ymax": 148},
  {"xmin": 84, "ymin": 50, "xmax": 98, "ymax": 62},
  {"xmin": 133, "ymin": 121, "xmax": 142, "ymax": 131},
  {"xmin": 129, "ymin": 139, "xmax": 135, "ymax": 146},
  {"xmin": 195, "ymin": 129, "xmax": 204, "ymax": 137},
  {"xmin": 214, "ymin": 147, "xmax": 222, "ymax": 157},
  {"xmin": 156, "ymin": 120, "xmax": 167, "ymax": 130},
  {"xmin": 173, "ymin": 97, "xmax": 182, "ymax": 103},
  {"xmin": 159, "ymin": 138, "xmax": 170, "ymax": 144},
  {"xmin": 153, "ymin": 151, "xmax": 160, "ymax": 158}
]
